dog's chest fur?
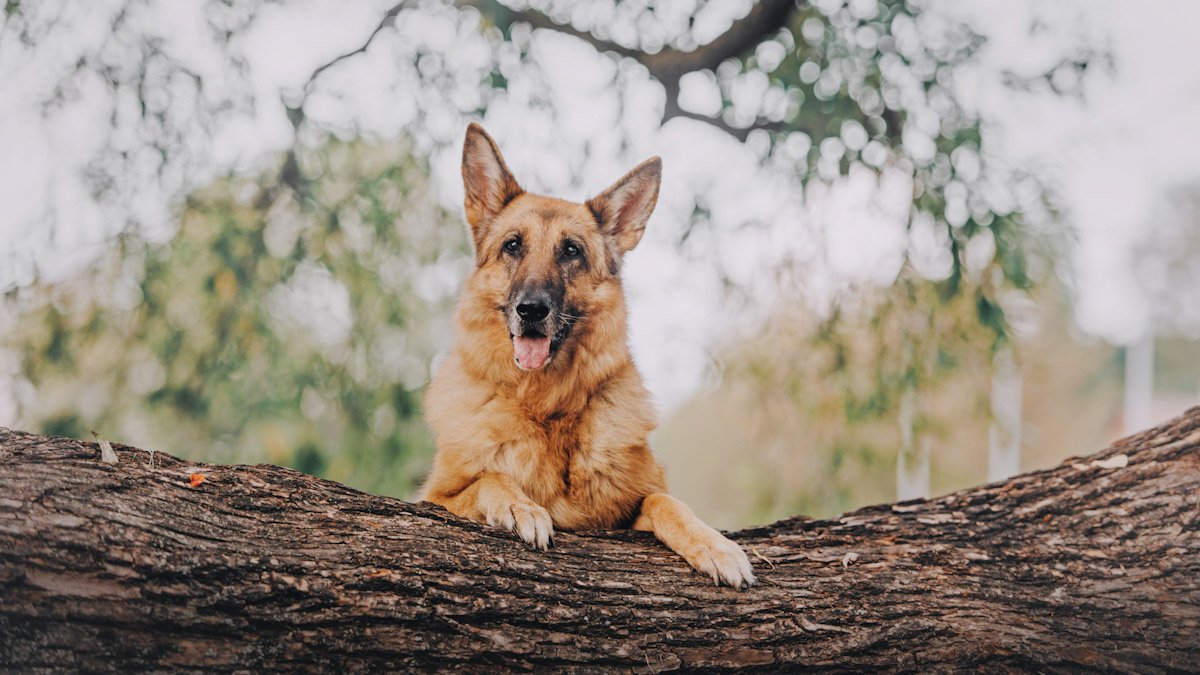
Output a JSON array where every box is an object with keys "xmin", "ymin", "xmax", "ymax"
[
  {"xmin": 481, "ymin": 383, "xmax": 657, "ymax": 529},
  {"xmin": 422, "ymin": 337, "xmax": 665, "ymax": 530}
]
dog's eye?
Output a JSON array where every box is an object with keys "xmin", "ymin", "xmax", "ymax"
[
  {"xmin": 503, "ymin": 238, "xmax": 521, "ymax": 254},
  {"xmin": 562, "ymin": 242, "xmax": 582, "ymax": 259}
]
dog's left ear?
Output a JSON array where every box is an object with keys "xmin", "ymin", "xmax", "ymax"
[{"xmin": 587, "ymin": 157, "xmax": 661, "ymax": 254}]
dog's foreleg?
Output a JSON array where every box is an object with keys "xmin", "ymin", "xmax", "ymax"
[
  {"xmin": 431, "ymin": 471, "xmax": 554, "ymax": 550},
  {"xmin": 633, "ymin": 492, "xmax": 755, "ymax": 589}
]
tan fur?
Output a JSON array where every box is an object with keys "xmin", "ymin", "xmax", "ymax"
[{"xmin": 421, "ymin": 124, "xmax": 754, "ymax": 588}]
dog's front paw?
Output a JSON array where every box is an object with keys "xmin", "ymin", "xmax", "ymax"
[
  {"xmin": 686, "ymin": 530, "xmax": 756, "ymax": 589},
  {"xmin": 486, "ymin": 500, "xmax": 554, "ymax": 550}
]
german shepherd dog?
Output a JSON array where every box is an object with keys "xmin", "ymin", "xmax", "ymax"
[{"xmin": 421, "ymin": 124, "xmax": 754, "ymax": 589}]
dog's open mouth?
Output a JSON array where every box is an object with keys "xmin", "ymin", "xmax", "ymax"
[{"xmin": 512, "ymin": 321, "xmax": 572, "ymax": 371}]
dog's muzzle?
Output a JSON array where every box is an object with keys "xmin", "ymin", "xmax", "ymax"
[{"xmin": 507, "ymin": 291, "xmax": 574, "ymax": 371}]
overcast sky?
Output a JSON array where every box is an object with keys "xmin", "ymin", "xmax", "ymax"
[{"xmin": 2, "ymin": 0, "xmax": 1198, "ymax": 412}]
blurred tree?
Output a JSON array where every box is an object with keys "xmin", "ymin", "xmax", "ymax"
[
  {"xmin": 657, "ymin": 284, "xmax": 999, "ymax": 523},
  {"xmin": 2, "ymin": 0, "xmax": 1090, "ymax": 306},
  {"xmin": 1148, "ymin": 185, "xmax": 1200, "ymax": 338},
  {"xmin": 1121, "ymin": 182, "xmax": 1200, "ymax": 433},
  {"xmin": 3, "ymin": 137, "xmax": 468, "ymax": 497},
  {"xmin": 467, "ymin": 0, "xmax": 1089, "ymax": 500},
  {"xmin": 656, "ymin": 283, "xmax": 1127, "ymax": 526},
  {"xmin": 2, "ymin": 1, "xmax": 1098, "ymax": 508}
]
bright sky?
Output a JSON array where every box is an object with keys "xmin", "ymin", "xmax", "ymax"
[{"xmin": 2, "ymin": 0, "xmax": 1198, "ymax": 413}]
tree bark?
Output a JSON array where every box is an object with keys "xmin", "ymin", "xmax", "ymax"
[{"xmin": 2, "ymin": 409, "xmax": 1199, "ymax": 673}]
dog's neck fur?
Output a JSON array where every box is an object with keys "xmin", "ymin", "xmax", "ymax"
[{"xmin": 454, "ymin": 274, "xmax": 637, "ymax": 421}]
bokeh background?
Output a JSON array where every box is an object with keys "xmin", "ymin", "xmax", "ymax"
[{"xmin": 3, "ymin": 0, "xmax": 1198, "ymax": 529}]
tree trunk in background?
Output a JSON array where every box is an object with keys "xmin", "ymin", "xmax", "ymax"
[
  {"xmin": 988, "ymin": 347, "xmax": 1023, "ymax": 482},
  {"xmin": 2, "ymin": 409, "xmax": 1199, "ymax": 672},
  {"xmin": 1125, "ymin": 332, "xmax": 1155, "ymax": 434},
  {"xmin": 895, "ymin": 384, "xmax": 930, "ymax": 500}
]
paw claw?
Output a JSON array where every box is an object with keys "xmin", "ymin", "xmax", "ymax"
[
  {"xmin": 686, "ymin": 531, "xmax": 756, "ymax": 590},
  {"xmin": 509, "ymin": 502, "xmax": 554, "ymax": 550}
]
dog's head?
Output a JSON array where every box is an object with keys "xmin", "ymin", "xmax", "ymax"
[{"xmin": 460, "ymin": 123, "xmax": 660, "ymax": 372}]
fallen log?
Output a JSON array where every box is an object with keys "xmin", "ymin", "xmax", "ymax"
[{"xmin": 1, "ymin": 408, "xmax": 1198, "ymax": 672}]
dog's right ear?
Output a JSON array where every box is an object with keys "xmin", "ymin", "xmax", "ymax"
[{"xmin": 462, "ymin": 123, "xmax": 523, "ymax": 248}]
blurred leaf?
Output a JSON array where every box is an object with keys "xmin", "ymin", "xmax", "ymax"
[{"xmin": 4, "ymin": 135, "xmax": 468, "ymax": 499}]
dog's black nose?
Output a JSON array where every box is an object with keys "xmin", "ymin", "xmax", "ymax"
[{"xmin": 515, "ymin": 295, "xmax": 551, "ymax": 322}]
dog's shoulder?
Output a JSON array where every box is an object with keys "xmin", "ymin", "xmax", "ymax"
[{"xmin": 578, "ymin": 363, "xmax": 656, "ymax": 453}]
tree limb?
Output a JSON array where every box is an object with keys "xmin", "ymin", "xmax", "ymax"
[
  {"xmin": 2, "ymin": 409, "xmax": 1198, "ymax": 670},
  {"xmin": 659, "ymin": 104, "xmax": 786, "ymax": 142},
  {"xmin": 297, "ymin": 0, "xmax": 408, "ymax": 102},
  {"xmin": 280, "ymin": 1, "xmax": 408, "ymax": 198},
  {"xmin": 288, "ymin": 0, "xmax": 803, "ymax": 141},
  {"xmin": 486, "ymin": 0, "xmax": 797, "ymax": 83},
  {"xmin": 470, "ymin": 0, "xmax": 802, "ymax": 140}
]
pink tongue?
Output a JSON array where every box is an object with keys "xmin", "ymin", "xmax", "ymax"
[{"xmin": 513, "ymin": 335, "xmax": 552, "ymax": 370}]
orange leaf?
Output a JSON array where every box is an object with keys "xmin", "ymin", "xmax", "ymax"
[
  {"xmin": 367, "ymin": 569, "xmax": 391, "ymax": 578},
  {"xmin": 189, "ymin": 473, "xmax": 206, "ymax": 488}
]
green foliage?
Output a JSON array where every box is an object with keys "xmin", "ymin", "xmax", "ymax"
[
  {"xmin": 4, "ymin": 0, "xmax": 1087, "ymax": 518},
  {"xmin": 771, "ymin": 1, "xmax": 1052, "ymax": 297},
  {"xmin": 703, "ymin": 278, "xmax": 1005, "ymax": 519},
  {"xmin": 686, "ymin": 0, "xmax": 1070, "ymax": 511},
  {"xmin": 4, "ymin": 136, "xmax": 469, "ymax": 498}
]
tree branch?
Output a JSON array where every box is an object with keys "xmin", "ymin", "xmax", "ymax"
[
  {"xmin": 486, "ymin": 0, "xmax": 796, "ymax": 83},
  {"xmin": 298, "ymin": 0, "xmax": 408, "ymax": 103},
  {"xmin": 661, "ymin": 103, "xmax": 787, "ymax": 142},
  {"xmin": 290, "ymin": 0, "xmax": 804, "ymax": 142},
  {"xmin": 2, "ymin": 408, "xmax": 1199, "ymax": 670},
  {"xmin": 471, "ymin": 0, "xmax": 802, "ymax": 141},
  {"xmin": 277, "ymin": 2, "xmax": 408, "ymax": 199}
]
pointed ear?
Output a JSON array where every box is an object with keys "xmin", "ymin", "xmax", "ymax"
[
  {"xmin": 462, "ymin": 123, "xmax": 523, "ymax": 246},
  {"xmin": 586, "ymin": 157, "xmax": 661, "ymax": 255}
]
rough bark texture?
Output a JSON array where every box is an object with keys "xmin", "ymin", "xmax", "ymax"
[{"xmin": 2, "ymin": 409, "xmax": 1199, "ymax": 673}]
